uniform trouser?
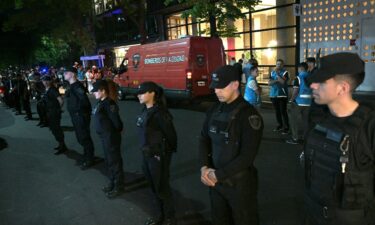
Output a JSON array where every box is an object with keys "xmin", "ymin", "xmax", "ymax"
[
  {"xmin": 37, "ymin": 101, "xmax": 47, "ymax": 123},
  {"xmin": 70, "ymin": 112, "xmax": 95, "ymax": 161},
  {"xmin": 271, "ymin": 97, "xmax": 289, "ymax": 129},
  {"xmin": 14, "ymin": 93, "xmax": 21, "ymax": 113},
  {"xmin": 47, "ymin": 111, "xmax": 64, "ymax": 143},
  {"xmin": 142, "ymin": 152, "xmax": 175, "ymax": 220},
  {"xmin": 287, "ymin": 103, "xmax": 310, "ymax": 140},
  {"xmin": 209, "ymin": 172, "xmax": 258, "ymax": 225},
  {"xmin": 303, "ymin": 207, "xmax": 375, "ymax": 225},
  {"xmin": 21, "ymin": 97, "xmax": 32, "ymax": 118},
  {"xmin": 100, "ymin": 132, "xmax": 124, "ymax": 186}
]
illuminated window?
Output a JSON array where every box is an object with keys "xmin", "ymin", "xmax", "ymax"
[
  {"xmin": 349, "ymin": 11, "xmax": 354, "ymax": 16},
  {"xmin": 363, "ymin": 1, "xmax": 368, "ymax": 6},
  {"xmin": 364, "ymin": 45, "xmax": 369, "ymax": 50},
  {"xmin": 363, "ymin": 9, "xmax": 368, "ymax": 14}
]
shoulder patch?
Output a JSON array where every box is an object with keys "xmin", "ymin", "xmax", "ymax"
[
  {"xmin": 110, "ymin": 104, "xmax": 117, "ymax": 113},
  {"xmin": 248, "ymin": 114, "xmax": 262, "ymax": 130}
]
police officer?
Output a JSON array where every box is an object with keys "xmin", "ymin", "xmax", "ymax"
[
  {"xmin": 64, "ymin": 67, "xmax": 96, "ymax": 170},
  {"xmin": 200, "ymin": 65, "xmax": 263, "ymax": 225},
  {"xmin": 42, "ymin": 75, "xmax": 67, "ymax": 155},
  {"xmin": 91, "ymin": 80, "xmax": 125, "ymax": 198},
  {"xmin": 303, "ymin": 52, "xmax": 375, "ymax": 225},
  {"xmin": 136, "ymin": 81, "xmax": 177, "ymax": 225},
  {"xmin": 18, "ymin": 73, "xmax": 32, "ymax": 120},
  {"xmin": 268, "ymin": 59, "xmax": 290, "ymax": 134}
]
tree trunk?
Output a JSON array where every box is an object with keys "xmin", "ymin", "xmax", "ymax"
[{"xmin": 209, "ymin": 12, "xmax": 217, "ymax": 37}]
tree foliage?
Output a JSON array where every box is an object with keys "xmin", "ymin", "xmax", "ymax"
[
  {"xmin": 1, "ymin": 0, "xmax": 96, "ymax": 56},
  {"xmin": 164, "ymin": 0, "xmax": 261, "ymax": 37},
  {"xmin": 116, "ymin": 0, "xmax": 147, "ymax": 43},
  {"xmin": 34, "ymin": 36, "xmax": 70, "ymax": 66}
]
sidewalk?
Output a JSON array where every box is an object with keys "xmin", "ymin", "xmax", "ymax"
[{"xmin": 0, "ymin": 101, "xmax": 304, "ymax": 225}]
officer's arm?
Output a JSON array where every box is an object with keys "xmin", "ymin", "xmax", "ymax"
[
  {"xmin": 106, "ymin": 102, "xmax": 123, "ymax": 132},
  {"xmin": 277, "ymin": 71, "xmax": 289, "ymax": 84},
  {"xmin": 57, "ymin": 96, "xmax": 64, "ymax": 107},
  {"xmin": 199, "ymin": 111, "xmax": 213, "ymax": 168},
  {"xmin": 75, "ymin": 86, "xmax": 91, "ymax": 111},
  {"xmin": 290, "ymin": 77, "xmax": 300, "ymax": 102},
  {"xmin": 215, "ymin": 109, "xmax": 263, "ymax": 181},
  {"xmin": 156, "ymin": 112, "xmax": 177, "ymax": 151}
]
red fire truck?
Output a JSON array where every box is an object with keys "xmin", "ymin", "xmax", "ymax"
[{"xmin": 113, "ymin": 36, "xmax": 226, "ymax": 100}]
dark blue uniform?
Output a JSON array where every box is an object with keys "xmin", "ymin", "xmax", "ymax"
[
  {"xmin": 136, "ymin": 105, "xmax": 177, "ymax": 224},
  {"xmin": 45, "ymin": 86, "xmax": 65, "ymax": 147},
  {"xmin": 66, "ymin": 81, "xmax": 95, "ymax": 165},
  {"xmin": 93, "ymin": 97, "xmax": 124, "ymax": 191},
  {"xmin": 200, "ymin": 96, "xmax": 263, "ymax": 225}
]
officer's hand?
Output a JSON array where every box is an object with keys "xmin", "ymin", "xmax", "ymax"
[
  {"xmin": 207, "ymin": 170, "xmax": 218, "ymax": 184},
  {"xmin": 200, "ymin": 167, "xmax": 216, "ymax": 187}
]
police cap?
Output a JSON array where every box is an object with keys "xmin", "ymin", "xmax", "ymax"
[
  {"xmin": 91, "ymin": 79, "xmax": 107, "ymax": 92},
  {"xmin": 137, "ymin": 81, "xmax": 160, "ymax": 95},
  {"xmin": 209, "ymin": 65, "xmax": 239, "ymax": 89},
  {"xmin": 308, "ymin": 52, "xmax": 364, "ymax": 83}
]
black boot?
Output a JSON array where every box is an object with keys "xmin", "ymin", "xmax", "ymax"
[
  {"xmin": 106, "ymin": 180, "xmax": 124, "ymax": 199},
  {"xmin": 101, "ymin": 182, "xmax": 114, "ymax": 193},
  {"xmin": 54, "ymin": 143, "xmax": 68, "ymax": 155},
  {"xmin": 80, "ymin": 159, "xmax": 94, "ymax": 170}
]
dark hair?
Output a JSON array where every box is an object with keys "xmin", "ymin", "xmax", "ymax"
[
  {"xmin": 306, "ymin": 57, "xmax": 316, "ymax": 63},
  {"xmin": 250, "ymin": 66, "xmax": 258, "ymax": 73},
  {"xmin": 249, "ymin": 58, "xmax": 258, "ymax": 67},
  {"xmin": 334, "ymin": 72, "xmax": 365, "ymax": 92},
  {"xmin": 298, "ymin": 62, "xmax": 308, "ymax": 71},
  {"xmin": 153, "ymin": 86, "xmax": 168, "ymax": 110},
  {"xmin": 238, "ymin": 59, "xmax": 243, "ymax": 63},
  {"xmin": 97, "ymin": 79, "xmax": 119, "ymax": 101},
  {"xmin": 276, "ymin": 59, "xmax": 284, "ymax": 64}
]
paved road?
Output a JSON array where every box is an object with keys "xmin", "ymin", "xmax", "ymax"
[{"xmin": 0, "ymin": 98, "xmax": 304, "ymax": 225}]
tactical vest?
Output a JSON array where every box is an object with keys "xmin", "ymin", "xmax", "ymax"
[
  {"xmin": 295, "ymin": 72, "xmax": 312, "ymax": 106},
  {"xmin": 304, "ymin": 105, "xmax": 375, "ymax": 225},
  {"xmin": 269, "ymin": 69, "xmax": 288, "ymax": 98},
  {"xmin": 136, "ymin": 107, "xmax": 165, "ymax": 152},
  {"xmin": 208, "ymin": 101, "xmax": 248, "ymax": 169}
]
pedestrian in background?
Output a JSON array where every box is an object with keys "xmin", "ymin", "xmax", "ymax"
[
  {"xmin": 42, "ymin": 75, "xmax": 67, "ymax": 155},
  {"xmin": 268, "ymin": 59, "xmax": 290, "ymax": 134},
  {"xmin": 200, "ymin": 65, "xmax": 263, "ymax": 225},
  {"xmin": 286, "ymin": 62, "xmax": 312, "ymax": 145},
  {"xmin": 136, "ymin": 81, "xmax": 178, "ymax": 225},
  {"xmin": 91, "ymin": 79, "xmax": 125, "ymax": 198},
  {"xmin": 64, "ymin": 67, "xmax": 96, "ymax": 170},
  {"xmin": 303, "ymin": 52, "xmax": 375, "ymax": 225},
  {"xmin": 244, "ymin": 66, "xmax": 262, "ymax": 108}
]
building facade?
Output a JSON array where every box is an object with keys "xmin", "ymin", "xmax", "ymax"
[{"xmin": 93, "ymin": 0, "xmax": 375, "ymax": 97}]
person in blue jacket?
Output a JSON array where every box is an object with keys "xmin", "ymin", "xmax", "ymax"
[
  {"xmin": 286, "ymin": 62, "xmax": 312, "ymax": 144},
  {"xmin": 268, "ymin": 59, "xmax": 290, "ymax": 134},
  {"xmin": 244, "ymin": 66, "xmax": 261, "ymax": 108}
]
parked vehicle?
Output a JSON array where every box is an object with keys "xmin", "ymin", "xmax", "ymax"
[{"xmin": 113, "ymin": 36, "xmax": 226, "ymax": 100}]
